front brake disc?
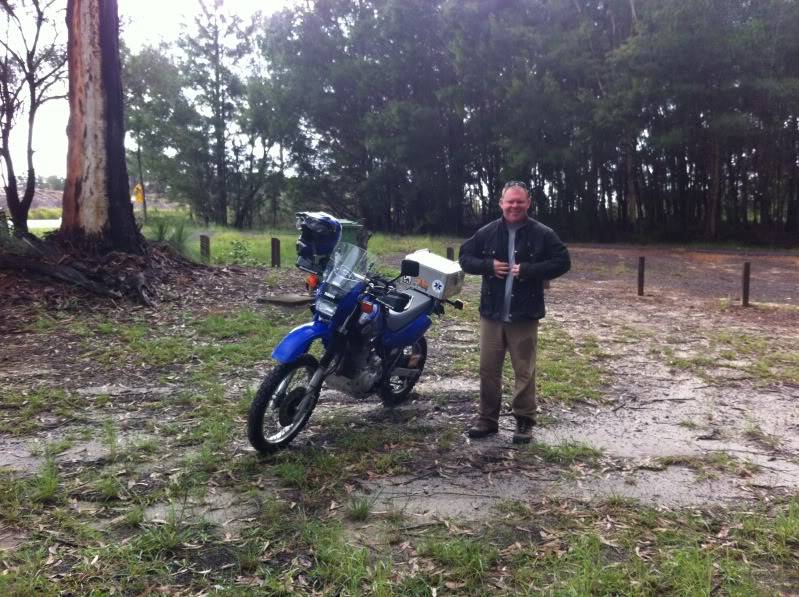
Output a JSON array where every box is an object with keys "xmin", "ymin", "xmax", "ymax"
[{"xmin": 278, "ymin": 387, "xmax": 307, "ymax": 426}]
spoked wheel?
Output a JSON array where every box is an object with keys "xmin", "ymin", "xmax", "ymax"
[
  {"xmin": 379, "ymin": 336, "xmax": 427, "ymax": 407},
  {"xmin": 247, "ymin": 355, "xmax": 320, "ymax": 454}
]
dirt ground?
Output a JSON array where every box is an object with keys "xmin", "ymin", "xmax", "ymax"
[
  {"xmin": 315, "ymin": 245, "xmax": 799, "ymax": 517},
  {"xmin": 1, "ymin": 243, "xmax": 798, "ymax": 593}
]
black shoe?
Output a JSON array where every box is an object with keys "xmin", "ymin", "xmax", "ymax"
[
  {"xmin": 467, "ymin": 420, "xmax": 498, "ymax": 439},
  {"xmin": 512, "ymin": 417, "xmax": 534, "ymax": 444}
]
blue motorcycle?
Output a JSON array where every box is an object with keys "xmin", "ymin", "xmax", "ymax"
[{"xmin": 247, "ymin": 217, "xmax": 463, "ymax": 454}]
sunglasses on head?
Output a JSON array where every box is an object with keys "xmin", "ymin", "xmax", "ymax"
[{"xmin": 502, "ymin": 180, "xmax": 529, "ymax": 192}]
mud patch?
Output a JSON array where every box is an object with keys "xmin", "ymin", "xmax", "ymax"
[
  {"xmin": 0, "ymin": 526, "xmax": 26, "ymax": 552},
  {"xmin": 416, "ymin": 377, "xmax": 479, "ymax": 396},
  {"xmin": 364, "ymin": 474, "xmax": 537, "ymax": 521},
  {"xmin": 0, "ymin": 438, "xmax": 43, "ymax": 474},
  {"xmin": 144, "ymin": 488, "xmax": 259, "ymax": 538},
  {"xmin": 77, "ymin": 384, "xmax": 174, "ymax": 398}
]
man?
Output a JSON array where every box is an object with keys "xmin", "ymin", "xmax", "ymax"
[{"xmin": 459, "ymin": 181, "xmax": 570, "ymax": 444}]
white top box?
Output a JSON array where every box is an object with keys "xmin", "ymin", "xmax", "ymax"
[{"xmin": 402, "ymin": 249, "xmax": 464, "ymax": 300}]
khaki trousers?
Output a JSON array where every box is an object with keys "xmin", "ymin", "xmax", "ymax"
[{"xmin": 478, "ymin": 318, "xmax": 538, "ymax": 425}]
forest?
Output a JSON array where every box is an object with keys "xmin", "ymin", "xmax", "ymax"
[
  {"xmin": 5, "ymin": 0, "xmax": 799, "ymax": 243},
  {"xmin": 122, "ymin": 0, "xmax": 799, "ymax": 243}
]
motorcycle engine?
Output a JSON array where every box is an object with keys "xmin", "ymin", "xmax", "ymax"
[{"xmin": 325, "ymin": 348, "xmax": 383, "ymax": 396}]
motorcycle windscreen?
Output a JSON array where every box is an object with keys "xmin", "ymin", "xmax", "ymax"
[{"xmin": 320, "ymin": 242, "xmax": 377, "ymax": 292}]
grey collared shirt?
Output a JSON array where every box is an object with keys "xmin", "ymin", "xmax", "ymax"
[{"xmin": 501, "ymin": 221, "xmax": 523, "ymax": 322}]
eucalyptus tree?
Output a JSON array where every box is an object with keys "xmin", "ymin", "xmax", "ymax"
[
  {"xmin": 60, "ymin": 0, "xmax": 142, "ymax": 253},
  {"xmin": 123, "ymin": 44, "xmax": 186, "ymax": 221},
  {"xmin": 178, "ymin": 0, "xmax": 253, "ymax": 225}
]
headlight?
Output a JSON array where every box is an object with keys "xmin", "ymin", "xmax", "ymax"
[{"xmin": 315, "ymin": 297, "xmax": 337, "ymax": 319}]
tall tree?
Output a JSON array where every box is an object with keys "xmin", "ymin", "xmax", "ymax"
[
  {"xmin": 123, "ymin": 43, "xmax": 187, "ymax": 221},
  {"xmin": 60, "ymin": 0, "xmax": 142, "ymax": 254},
  {"xmin": 178, "ymin": 0, "xmax": 252, "ymax": 226}
]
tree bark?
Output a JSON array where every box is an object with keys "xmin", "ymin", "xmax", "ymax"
[
  {"xmin": 211, "ymin": 22, "xmax": 227, "ymax": 226},
  {"xmin": 61, "ymin": 0, "xmax": 143, "ymax": 254},
  {"xmin": 705, "ymin": 140, "xmax": 722, "ymax": 240},
  {"xmin": 624, "ymin": 143, "xmax": 640, "ymax": 232},
  {"xmin": 787, "ymin": 117, "xmax": 799, "ymax": 235}
]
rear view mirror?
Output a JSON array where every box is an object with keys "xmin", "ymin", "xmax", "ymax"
[{"xmin": 400, "ymin": 259, "xmax": 420, "ymax": 277}]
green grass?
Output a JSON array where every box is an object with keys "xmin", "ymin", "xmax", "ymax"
[
  {"xmin": 524, "ymin": 441, "xmax": 603, "ymax": 465},
  {"xmin": 736, "ymin": 501, "xmax": 799, "ymax": 561},
  {"xmin": 653, "ymin": 330, "xmax": 799, "ymax": 386},
  {"xmin": 744, "ymin": 421, "xmax": 782, "ymax": 451},
  {"xmin": 344, "ymin": 495, "xmax": 374, "ymax": 522},
  {"xmin": 0, "ymin": 548, "xmax": 55, "ymax": 594},
  {"xmin": 85, "ymin": 308, "xmax": 303, "ymax": 378},
  {"xmin": 366, "ymin": 233, "xmax": 461, "ymax": 259},
  {"xmin": 655, "ymin": 452, "xmax": 761, "ymax": 479},
  {"xmin": 93, "ymin": 473, "xmax": 124, "ymax": 501},
  {"xmin": 28, "ymin": 207, "xmax": 62, "ymax": 219},
  {"xmin": 102, "ymin": 419, "xmax": 119, "ymax": 462},
  {"xmin": 536, "ymin": 324, "xmax": 608, "ymax": 405},
  {"xmin": 263, "ymin": 421, "xmax": 428, "ymax": 493},
  {"xmin": 503, "ymin": 499, "xmax": 784, "ymax": 595},
  {"xmin": 419, "ymin": 536, "xmax": 500, "ymax": 590},
  {"xmin": 141, "ymin": 216, "xmax": 297, "ymax": 265},
  {"xmin": 0, "ymin": 459, "xmax": 63, "ymax": 523},
  {"xmin": 299, "ymin": 519, "xmax": 389, "ymax": 594},
  {"xmin": 3, "ymin": 462, "xmax": 798, "ymax": 595},
  {"xmin": 0, "ymin": 388, "xmax": 84, "ymax": 435},
  {"xmin": 140, "ymin": 212, "xmax": 464, "ymax": 265}
]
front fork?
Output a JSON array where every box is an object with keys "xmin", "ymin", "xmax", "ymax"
[{"xmin": 296, "ymin": 343, "xmax": 342, "ymax": 412}]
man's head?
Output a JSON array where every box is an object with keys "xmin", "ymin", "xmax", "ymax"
[{"xmin": 499, "ymin": 181, "xmax": 531, "ymax": 224}]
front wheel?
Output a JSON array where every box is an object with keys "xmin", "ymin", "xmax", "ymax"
[
  {"xmin": 248, "ymin": 355, "xmax": 320, "ymax": 454},
  {"xmin": 379, "ymin": 336, "xmax": 427, "ymax": 407}
]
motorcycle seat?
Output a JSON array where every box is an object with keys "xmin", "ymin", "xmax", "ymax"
[{"xmin": 385, "ymin": 288, "xmax": 434, "ymax": 331}]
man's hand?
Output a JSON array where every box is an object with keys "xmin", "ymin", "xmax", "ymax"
[
  {"xmin": 511, "ymin": 264, "xmax": 521, "ymax": 277},
  {"xmin": 493, "ymin": 259, "xmax": 510, "ymax": 278}
]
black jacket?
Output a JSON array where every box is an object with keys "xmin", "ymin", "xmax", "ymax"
[{"xmin": 458, "ymin": 217, "xmax": 570, "ymax": 321}]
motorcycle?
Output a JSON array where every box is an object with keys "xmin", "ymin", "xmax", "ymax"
[{"xmin": 247, "ymin": 218, "xmax": 463, "ymax": 455}]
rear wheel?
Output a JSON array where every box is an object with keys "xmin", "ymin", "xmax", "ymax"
[
  {"xmin": 379, "ymin": 336, "xmax": 427, "ymax": 407},
  {"xmin": 247, "ymin": 355, "xmax": 320, "ymax": 454}
]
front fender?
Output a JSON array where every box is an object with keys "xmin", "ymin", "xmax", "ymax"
[{"xmin": 272, "ymin": 319, "xmax": 332, "ymax": 364}]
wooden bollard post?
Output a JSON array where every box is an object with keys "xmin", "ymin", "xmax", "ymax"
[
  {"xmin": 637, "ymin": 256, "xmax": 645, "ymax": 296},
  {"xmin": 199, "ymin": 234, "xmax": 210, "ymax": 263},
  {"xmin": 271, "ymin": 237, "xmax": 281, "ymax": 268},
  {"xmin": 742, "ymin": 262, "xmax": 751, "ymax": 307},
  {"xmin": 446, "ymin": 246, "xmax": 454, "ymax": 260}
]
